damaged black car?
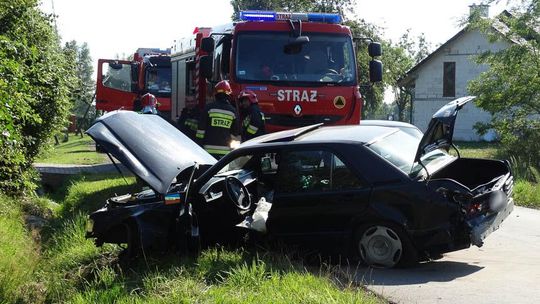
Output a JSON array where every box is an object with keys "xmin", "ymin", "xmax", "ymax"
[{"xmin": 86, "ymin": 96, "xmax": 514, "ymax": 268}]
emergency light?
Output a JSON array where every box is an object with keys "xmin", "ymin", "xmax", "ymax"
[{"xmin": 239, "ymin": 10, "xmax": 341, "ymax": 24}]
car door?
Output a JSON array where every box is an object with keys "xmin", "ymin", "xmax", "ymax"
[
  {"xmin": 267, "ymin": 148, "xmax": 371, "ymax": 238},
  {"xmin": 96, "ymin": 59, "xmax": 138, "ymax": 112}
]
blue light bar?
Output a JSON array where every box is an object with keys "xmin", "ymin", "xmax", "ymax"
[
  {"xmin": 239, "ymin": 11, "xmax": 341, "ymax": 24},
  {"xmin": 239, "ymin": 11, "xmax": 276, "ymax": 21},
  {"xmin": 307, "ymin": 13, "xmax": 341, "ymax": 23}
]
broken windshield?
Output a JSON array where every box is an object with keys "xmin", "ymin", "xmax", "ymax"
[{"xmin": 235, "ymin": 32, "xmax": 356, "ymax": 85}]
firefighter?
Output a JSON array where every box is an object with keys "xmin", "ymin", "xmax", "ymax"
[
  {"xmin": 177, "ymin": 96, "xmax": 200, "ymax": 141},
  {"xmin": 196, "ymin": 80, "xmax": 239, "ymax": 158},
  {"xmin": 238, "ymin": 90, "xmax": 265, "ymax": 141},
  {"xmin": 140, "ymin": 92, "xmax": 158, "ymax": 114}
]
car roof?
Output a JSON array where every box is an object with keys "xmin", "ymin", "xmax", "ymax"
[
  {"xmin": 240, "ymin": 124, "xmax": 399, "ymax": 147},
  {"xmin": 360, "ymin": 120, "xmax": 420, "ymax": 130},
  {"xmin": 296, "ymin": 125, "xmax": 398, "ymax": 143}
]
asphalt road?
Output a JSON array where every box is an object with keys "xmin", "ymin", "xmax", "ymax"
[{"xmin": 354, "ymin": 206, "xmax": 540, "ymax": 304}]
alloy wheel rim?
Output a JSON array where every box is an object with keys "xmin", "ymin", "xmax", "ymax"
[{"xmin": 359, "ymin": 225, "xmax": 403, "ymax": 268}]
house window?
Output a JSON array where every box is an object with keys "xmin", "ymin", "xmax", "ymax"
[{"xmin": 443, "ymin": 62, "xmax": 456, "ymax": 97}]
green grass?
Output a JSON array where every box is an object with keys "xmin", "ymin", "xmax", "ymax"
[
  {"xmin": 454, "ymin": 141, "xmax": 501, "ymax": 159},
  {"xmin": 513, "ymin": 180, "xmax": 540, "ymax": 209},
  {"xmin": 36, "ymin": 134, "xmax": 107, "ymax": 165},
  {"xmin": 0, "ymin": 175, "xmax": 384, "ymax": 303},
  {"xmin": 0, "ymin": 194, "xmax": 41, "ymax": 303}
]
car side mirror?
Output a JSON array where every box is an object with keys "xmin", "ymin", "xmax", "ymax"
[
  {"xmin": 369, "ymin": 59, "xmax": 383, "ymax": 83},
  {"xmin": 201, "ymin": 37, "xmax": 215, "ymax": 53},
  {"xmin": 200, "ymin": 55, "xmax": 213, "ymax": 79},
  {"xmin": 368, "ymin": 42, "xmax": 382, "ymax": 57}
]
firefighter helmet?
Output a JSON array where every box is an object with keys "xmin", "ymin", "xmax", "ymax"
[
  {"xmin": 141, "ymin": 93, "xmax": 157, "ymax": 114},
  {"xmin": 214, "ymin": 80, "xmax": 232, "ymax": 95},
  {"xmin": 238, "ymin": 90, "xmax": 258, "ymax": 104},
  {"xmin": 141, "ymin": 93, "xmax": 157, "ymax": 107}
]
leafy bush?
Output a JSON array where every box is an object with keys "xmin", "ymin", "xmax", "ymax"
[{"xmin": 0, "ymin": 0, "xmax": 74, "ymax": 195}]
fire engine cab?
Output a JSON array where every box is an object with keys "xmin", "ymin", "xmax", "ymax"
[
  {"xmin": 171, "ymin": 11, "xmax": 382, "ymax": 132},
  {"xmin": 96, "ymin": 48, "xmax": 172, "ymax": 119}
]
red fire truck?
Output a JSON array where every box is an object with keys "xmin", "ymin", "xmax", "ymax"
[
  {"xmin": 96, "ymin": 48, "xmax": 172, "ymax": 119},
  {"xmin": 170, "ymin": 11, "xmax": 382, "ymax": 132}
]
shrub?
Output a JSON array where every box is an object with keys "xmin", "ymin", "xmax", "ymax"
[{"xmin": 0, "ymin": 0, "xmax": 74, "ymax": 195}]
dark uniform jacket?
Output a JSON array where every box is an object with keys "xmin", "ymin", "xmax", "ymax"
[
  {"xmin": 196, "ymin": 97, "xmax": 239, "ymax": 158},
  {"xmin": 177, "ymin": 107, "xmax": 200, "ymax": 141},
  {"xmin": 241, "ymin": 104, "xmax": 265, "ymax": 141}
]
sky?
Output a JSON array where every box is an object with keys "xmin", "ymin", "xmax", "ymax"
[{"xmin": 39, "ymin": 0, "xmax": 510, "ymax": 76}]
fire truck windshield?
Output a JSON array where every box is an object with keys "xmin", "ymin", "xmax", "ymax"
[
  {"xmin": 235, "ymin": 32, "xmax": 356, "ymax": 85},
  {"xmin": 145, "ymin": 67, "xmax": 172, "ymax": 95}
]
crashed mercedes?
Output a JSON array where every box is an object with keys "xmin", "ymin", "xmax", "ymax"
[{"xmin": 86, "ymin": 96, "xmax": 514, "ymax": 268}]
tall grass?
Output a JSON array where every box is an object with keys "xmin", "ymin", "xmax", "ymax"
[{"xmin": 0, "ymin": 194, "xmax": 41, "ymax": 303}]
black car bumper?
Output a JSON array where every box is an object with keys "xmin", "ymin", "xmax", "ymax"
[{"xmin": 468, "ymin": 198, "xmax": 514, "ymax": 247}]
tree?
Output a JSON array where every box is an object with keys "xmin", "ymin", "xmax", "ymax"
[
  {"xmin": 468, "ymin": 0, "xmax": 540, "ymax": 179},
  {"xmin": 64, "ymin": 41, "xmax": 95, "ymax": 130},
  {"xmin": 0, "ymin": 0, "xmax": 73, "ymax": 194},
  {"xmin": 385, "ymin": 30, "xmax": 432, "ymax": 122},
  {"xmin": 345, "ymin": 19, "xmax": 386, "ymax": 119}
]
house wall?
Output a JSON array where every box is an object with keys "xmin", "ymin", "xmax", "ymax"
[{"xmin": 411, "ymin": 29, "xmax": 510, "ymax": 141}]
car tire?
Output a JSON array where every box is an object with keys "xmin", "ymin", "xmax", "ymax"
[{"xmin": 354, "ymin": 223, "xmax": 417, "ymax": 268}]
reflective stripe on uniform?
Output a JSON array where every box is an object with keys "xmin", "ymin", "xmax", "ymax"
[
  {"xmin": 196, "ymin": 130, "xmax": 205, "ymax": 139},
  {"xmin": 208, "ymin": 108, "xmax": 236, "ymax": 119},
  {"xmin": 186, "ymin": 119, "xmax": 198, "ymax": 131},
  {"xmin": 247, "ymin": 125, "xmax": 258, "ymax": 135},
  {"xmin": 204, "ymin": 145, "xmax": 230, "ymax": 155},
  {"xmin": 209, "ymin": 110, "xmax": 234, "ymax": 128}
]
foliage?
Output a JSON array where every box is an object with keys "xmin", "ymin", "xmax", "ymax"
[
  {"xmin": 0, "ymin": 0, "xmax": 74, "ymax": 194},
  {"xmin": 385, "ymin": 30, "xmax": 432, "ymax": 122},
  {"xmin": 64, "ymin": 40, "xmax": 95, "ymax": 130},
  {"xmin": 468, "ymin": 0, "xmax": 540, "ymax": 179}
]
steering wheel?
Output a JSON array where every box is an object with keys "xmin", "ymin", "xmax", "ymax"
[
  {"xmin": 224, "ymin": 176, "xmax": 251, "ymax": 211},
  {"xmin": 320, "ymin": 69, "xmax": 343, "ymax": 82}
]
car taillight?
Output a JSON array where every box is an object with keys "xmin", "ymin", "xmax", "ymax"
[{"xmin": 466, "ymin": 202, "xmax": 484, "ymax": 215}]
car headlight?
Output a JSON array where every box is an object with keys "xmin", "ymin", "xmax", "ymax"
[{"xmin": 86, "ymin": 218, "xmax": 94, "ymax": 233}]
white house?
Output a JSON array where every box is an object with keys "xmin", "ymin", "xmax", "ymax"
[{"xmin": 398, "ymin": 6, "xmax": 512, "ymax": 141}]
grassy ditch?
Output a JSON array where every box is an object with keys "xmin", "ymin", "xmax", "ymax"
[
  {"xmin": 36, "ymin": 134, "xmax": 107, "ymax": 165},
  {"xmin": 0, "ymin": 175, "xmax": 383, "ymax": 303}
]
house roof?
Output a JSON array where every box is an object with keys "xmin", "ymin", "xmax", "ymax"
[{"xmin": 397, "ymin": 10, "xmax": 515, "ymax": 88}]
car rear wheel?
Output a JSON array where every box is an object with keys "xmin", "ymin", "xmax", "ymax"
[{"xmin": 356, "ymin": 224, "xmax": 417, "ymax": 268}]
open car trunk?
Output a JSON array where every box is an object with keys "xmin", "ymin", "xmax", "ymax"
[
  {"xmin": 431, "ymin": 157, "xmax": 514, "ymax": 247},
  {"xmin": 431, "ymin": 158, "xmax": 511, "ymax": 193}
]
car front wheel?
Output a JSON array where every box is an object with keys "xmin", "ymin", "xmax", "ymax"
[{"xmin": 356, "ymin": 224, "xmax": 417, "ymax": 268}]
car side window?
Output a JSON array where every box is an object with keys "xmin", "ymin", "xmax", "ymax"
[{"xmin": 276, "ymin": 150, "xmax": 363, "ymax": 193}]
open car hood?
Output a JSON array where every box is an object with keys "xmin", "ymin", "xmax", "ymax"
[
  {"xmin": 86, "ymin": 111, "xmax": 216, "ymax": 195},
  {"xmin": 414, "ymin": 96, "xmax": 476, "ymax": 163}
]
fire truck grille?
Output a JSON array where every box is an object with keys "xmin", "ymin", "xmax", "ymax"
[{"xmin": 265, "ymin": 114, "xmax": 343, "ymax": 127}]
